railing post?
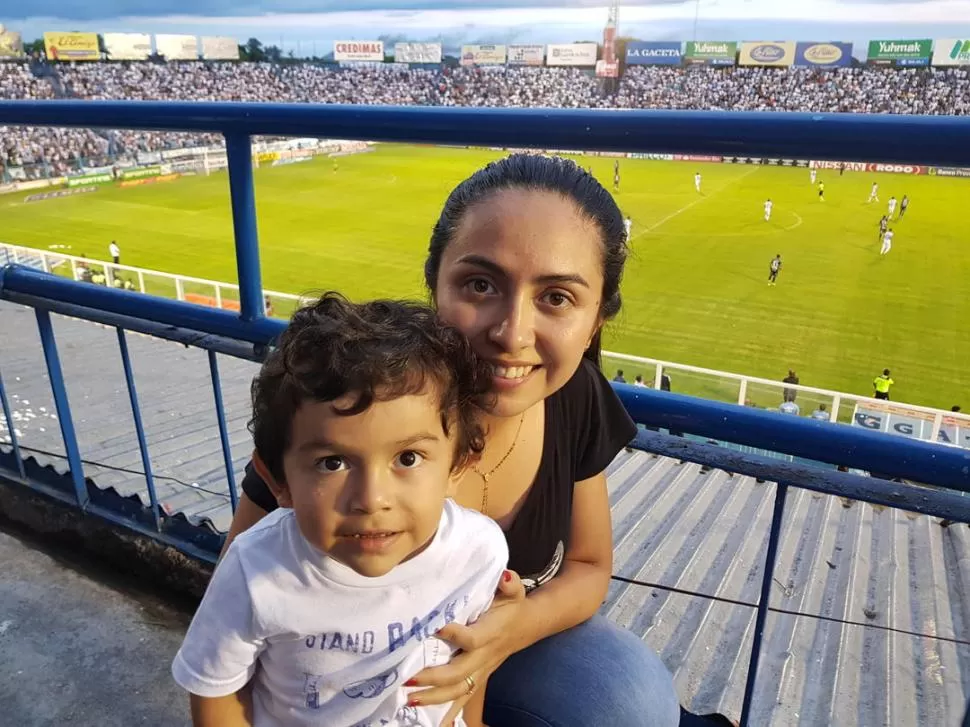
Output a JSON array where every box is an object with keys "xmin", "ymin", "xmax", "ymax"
[
  {"xmin": 738, "ymin": 378, "xmax": 748, "ymax": 406},
  {"xmin": 175, "ymin": 277, "xmax": 184, "ymax": 302},
  {"xmin": 137, "ymin": 270, "xmax": 145, "ymax": 293},
  {"xmin": 215, "ymin": 283, "xmax": 223, "ymax": 310},
  {"xmin": 0, "ymin": 366, "xmax": 27, "ymax": 481},
  {"xmin": 41, "ymin": 254, "xmax": 50, "ymax": 274},
  {"xmin": 116, "ymin": 329, "xmax": 162, "ymax": 531},
  {"xmin": 71, "ymin": 258, "xmax": 78, "ymax": 281},
  {"xmin": 208, "ymin": 351, "xmax": 239, "ymax": 511},
  {"xmin": 225, "ymin": 132, "xmax": 264, "ymax": 322},
  {"xmin": 654, "ymin": 362, "xmax": 663, "ymax": 389},
  {"xmin": 930, "ymin": 411, "xmax": 944, "ymax": 443},
  {"xmin": 35, "ymin": 309, "xmax": 89, "ymax": 508},
  {"xmin": 830, "ymin": 394, "xmax": 841, "ymax": 422},
  {"xmin": 739, "ymin": 481, "xmax": 789, "ymax": 727}
]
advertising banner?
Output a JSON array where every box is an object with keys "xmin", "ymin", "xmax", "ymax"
[
  {"xmin": 103, "ymin": 33, "xmax": 151, "ymax": 60},
  {"xmin": 334, "ymin": 40, "xmax": 384, "ymax": 62},
  {"xmin": 794, "ymin": 42, "xmax": 853, "ymax": 67},
  {"xmin": 201, "ymin": 36, "xmax": 240, "ymax": 60},
  {"xmin": 626, "ymin": 41, "xmax": 682, "ymax": 65},
  {"xmin": 67, "ymin": 173, "xmax": 113, "ymax": 188},
  {"xmin": 44, "ymin": 32, "xmax": 100, "ymax": 61},
  {"xmin": 595, "ymin": 60, "xmax": 619, "ymax": 78},
  {"xmin": 739, "ymin": 41, "xmax": 796, "ymax": 67},
  {"xmin": 508, "ymin": 44, "xmax": 545, "ymax": 66},
  {"xmin": 930, "ymin": 167, "xmax": 970, "ymax": 177},
  {"xmin": 156, "ymin": 34, "xmax": 199, "ymax": 60},
  {"xmin": 394, "ymin": 42, "xmax": 441, "ymax": 64},
  {"xmin": 932, "ymin": 39, "xmax": 970, "ymax": 66},
  {"xmin": 684, "ymin": 41, "xmax": 736, "ymax": 66},
  {"xmin": 0, "ymin": 28, "xmax": 25, "ymax": 58},
  {"xmin": 866, "ymin": 162, "xmax": 927, "ymax": 175},
  {"xmin": 460, "ymin": 44, "xmax": 507, "ymax": 66},
  {"xmin": 120, "ymin": 166, "xmax": 161, "ymax": 180},
  {"xmin": 546, "ymin": 43, "xmax": 598, "ymax": 67},
  {"xmin": 867, "ymin": 39, "xmax": 931, "ymax": 67}
]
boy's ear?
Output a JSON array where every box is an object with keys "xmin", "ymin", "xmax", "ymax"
[{"xmin": 253, "ymin": 450, "xmax": 293, "ymax": 508}]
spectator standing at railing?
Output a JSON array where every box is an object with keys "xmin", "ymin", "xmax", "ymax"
[
  {"xmin": 779, "ymin": 400, "xmax": 801, "ymax": 416},
  {"xmin": 222, "ymin": 155, "xmax": 684, "ymax": 727},
  {"xmin": 873, "ymin": 369, "xmax": 895, "ymax": 400},
  {"xmin": 613, "ymin": 369, "xmax": 627, "ymax": 384},
  {"xmin": 811, "ymin": 403, "xmax": 831, "ymax": 421},
  {"xmin": 782, "ymin": 369, "xmax": 799, "ymax": 403},
  {"xmin": 108, "ymin": 240, "xmax": 120, "ymax": 265}
]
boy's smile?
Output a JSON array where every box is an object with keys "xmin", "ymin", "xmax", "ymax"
[{"xmin": 277, "ymin": 387, "xmax": 459, "ymax": 577}]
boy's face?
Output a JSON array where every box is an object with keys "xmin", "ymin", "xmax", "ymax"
[{"xmin": 278, "ymin": 387, "xmax": 458, "ymax": 578}]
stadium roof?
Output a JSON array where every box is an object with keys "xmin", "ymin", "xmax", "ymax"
[{"xmin": 1, "ymin": 300, "xmax": 968, "ymax": 724}]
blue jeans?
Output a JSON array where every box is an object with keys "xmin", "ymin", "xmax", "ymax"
[{"xmin": 483, "ymin": 615, "xmax": 681, "ymax": 727}]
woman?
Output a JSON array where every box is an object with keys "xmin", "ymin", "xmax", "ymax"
[{"xmin": 226, "ymin": 154, "xmax": 682, "ymax": 727}]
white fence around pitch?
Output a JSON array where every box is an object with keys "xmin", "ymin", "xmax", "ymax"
[
  {"xmin": 3, "ymin": 241, "xmax": 967, "ymax": 453},
  {"xmin": 0, "ymin": 242, "xmax": 304, "ymax": 318},
  {"xmin": 602, "ymin": 354, "xmax": 970, "ymax": 452}
]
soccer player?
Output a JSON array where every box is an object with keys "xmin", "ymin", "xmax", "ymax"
[
  {"xmin": 764, "ymin": 198, "xmax": 773, "ymax": 222},
  {"xmin": 623, "ymin": 216, "xmax": 632, "ymax": 239},
  {"xmin": 867, "ymin": 183, "xmax": 879, "ymax": 203},
  {"xmin": 768, "ymin": 254, "xmax": 782, "ymax": 286},
  {"xmin": 695, "ymin": 172, "xmax": 702, "ymax": 193},
  {"xmin": 613, "ymin": 160, "xmax": 620, "ymax": 192},
  {"xmin": 873, "ymin": 368, "xmax": 894, "ymax": 400},
  {"xmin": 879, "ymin": 215, "xmax": 889, "ymax": 241},
  {"xmin": 880, "ymin": 228, "xmax": 894, "ymax": 256},
  {"xmin": 810, "ymin": 168, "xmax": 817, "ymax": 185},
  {"xmin": 888, "ymin": 196, "xmax": 897, "ymax": 218},
  {"xmin": 899, "ymin": 194, "xmax": 909, "ymax": 219},
  {"xmin": 817, "ymin": 181, "xmax": 825, "ymax": 202}
]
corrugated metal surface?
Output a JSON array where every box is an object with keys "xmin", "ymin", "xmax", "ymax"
[{"xmin": 1, "ymin": 301, "xmax": 968, "ymax": 725}]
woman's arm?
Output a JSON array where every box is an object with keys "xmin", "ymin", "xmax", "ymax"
[
  {"xmin": 410, "ymin": 471, "xmax": 613, "ymax": 721},
  {"xmin": 218, "ymin": 492, "xmax": 271, "ymax": 562},
  {"xmin": 506, "ymin": 471, "xmax": 613, "ymax": 650}
]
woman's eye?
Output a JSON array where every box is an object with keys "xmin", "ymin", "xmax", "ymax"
[
  {"xmin": 543, "ymin": 291, "xmax": 571, "ymax": 308},
  {"xmin": 396, "ymin": 451, "xmax": 424, "ymax": 469},
  {"xmin": 467, "ymin": 278, "xmax": 495, "ymax": 295},
  {"xmin": 315, "ymin": 456, "xmax": 347, "ymax": 473}
]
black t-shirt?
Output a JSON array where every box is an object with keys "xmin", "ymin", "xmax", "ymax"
[{"xmin": 241, "ymin": 359, "xmax": 637, "ymax": 592}]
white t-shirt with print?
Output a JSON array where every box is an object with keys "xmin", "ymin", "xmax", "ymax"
[{"xmin": 172, "ymin": 499, "xmax": 508, "ymax": 727}]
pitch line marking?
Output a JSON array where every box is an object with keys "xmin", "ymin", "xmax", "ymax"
[{"xmin": 629, "ymin": 167, "xmax": 762, "ymax": 242}]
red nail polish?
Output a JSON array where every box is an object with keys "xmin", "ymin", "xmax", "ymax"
[
  {"xmin": 404, "ymin": 679, "xmax": 417, "ymax": 687},
  {"xmin": 407, "ymin": 698, "xmax": 420, "ymax": 707},
  {"xmin": 503, "ymin": 570, "xmax": 512, "ymax": 582}
]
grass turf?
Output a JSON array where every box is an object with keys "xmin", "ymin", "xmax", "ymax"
[{"xmin": 2, "ymin": 144, "xmax": 967, "ymax": 410}]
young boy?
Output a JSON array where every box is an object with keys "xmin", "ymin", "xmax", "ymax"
[{"xmin": 172, "ymin": 293, "xmax": 508, "ymax": 727}]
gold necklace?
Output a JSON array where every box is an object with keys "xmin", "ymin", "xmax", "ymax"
[{"xmin": 473, "ymin": 413, "xmax": 525, "ymax": 514}]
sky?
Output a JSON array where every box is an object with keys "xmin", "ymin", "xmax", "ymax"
[{"xmin": 3, "ymin": 1, "xmax": 970, "ymax": 55}]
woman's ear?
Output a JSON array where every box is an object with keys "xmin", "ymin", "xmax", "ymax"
[{"xmin": 253, "ymin": 450, "xmax": 293, "ymax": 508}]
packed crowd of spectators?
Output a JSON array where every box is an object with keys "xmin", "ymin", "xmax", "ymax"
[{"xmin": 2, "ymin": 60, "xmax": 969, "ymax": 179}]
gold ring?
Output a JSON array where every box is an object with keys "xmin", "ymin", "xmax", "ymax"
[{"xmin": 464, "ymin": 675, "xmax": 476, "ymax": 695}]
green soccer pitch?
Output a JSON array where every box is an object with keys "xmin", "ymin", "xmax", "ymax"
[{"xmin": 2, "ymin": 144, "xmax": 967, "ymax": 410}]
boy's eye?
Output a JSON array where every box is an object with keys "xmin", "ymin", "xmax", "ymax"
[
  {"xmin": 395, "ymin": 451, "xmax": 424, "ymax": 469},
  {"xmin": 315, "ymin": 456, "xmax": 347, "ymax": 473}
]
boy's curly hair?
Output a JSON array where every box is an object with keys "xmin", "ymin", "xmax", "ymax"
[{"xmin": 249, "ymin": 292, "xmax": 492, "ymax": 483}]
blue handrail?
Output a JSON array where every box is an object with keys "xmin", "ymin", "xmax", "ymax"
[{"xmin": 1, "ymin": 101, "xmax": 970, "ymax": 166}]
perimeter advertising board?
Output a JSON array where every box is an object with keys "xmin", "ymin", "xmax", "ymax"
[
  {"xmin": 103, "ymin": 33, "xmax": 151, "ymax": 60},
  {"xmin": 683, "ymin": 41, "xmax": 736, "ymax": 66},
  {"xmin": 201, "ymin": 36, "xmax": 240, "ymax": 60},
  {"xmin": 460, "ymin": 44, "xmax": 506, "ymax": 66},
  {"xmin": 546, "ymin": 43, "xmax": 597, "ymax": 67},
  {"xmin": 739, "ymin": 41, "xmax": 796, "ymax": 67},
  {"xmin": 44, "ymin": 32, "xmax": 99, "ymax": 61},
  {"xmin": 334, "ymin": 41, "xmax": 384, "ymax": 62},
  {"xmin": 794, "ymin": 42, "xmax": 853, "ymax": 67},
  {"xmin": 625, "ymin": 41, "xmax": 682, "ymax": 65},
  {"xmin": 0, "ymin": 28, "xmax": 25, "ymax": 58},
  {"xmin": 394, "ymin": 43, "xmax": 441, "ymax": 64},
  {"xmin": 507, "ymin": 45, "xmax": 545, "ymax": 65},
  {"xmin": 932, "ymin": 39, "xmax": 970, "ymax": 66},
  {"xmin": 156, "ymin": 34, "xmax": 199, "ymax": 60},
  {"xmin": 867, "ymin": 39, "xmax": 931, "ymax": 67}
]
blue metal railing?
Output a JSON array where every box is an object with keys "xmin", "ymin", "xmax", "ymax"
[{"xmin": 0, "ymin": 101, "xmax": 968, "ymax": 727}]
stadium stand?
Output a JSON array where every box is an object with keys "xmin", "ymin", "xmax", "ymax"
[{"xmin": 2, "ymin": 61, "xmax": 970, "ymax": 179}]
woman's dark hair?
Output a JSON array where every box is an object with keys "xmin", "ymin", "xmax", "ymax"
[
  {"xmin": 425, "ymin": 153, "xmax": 628, "ymax": 364},
  {"xmin": 249, "ymin": 292, "xmax": 492, "ymax": 483}
]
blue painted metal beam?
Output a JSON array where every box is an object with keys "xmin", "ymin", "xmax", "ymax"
[
  {"xmin": 225, "ymin": 133, "xmax": 264, "ymax": 322},
  {"xmin": 0, "ymin": 265, "xmax": 283, "ymax": 345},
  {"xmin": 1, "ymin": 101, "xmax": 969, "ymax": 166},
  {"xmin": 621, "ymin": 387, "xmax": 970, "ymax": 494}
]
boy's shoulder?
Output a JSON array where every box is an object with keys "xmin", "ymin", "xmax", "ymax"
[{"xmin": 441, "ymin": 500, "xmax": 508, "ymax": 563}]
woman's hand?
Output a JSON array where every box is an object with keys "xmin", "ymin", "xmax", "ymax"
[{"xmin": 408, "ymin": 570, "xmax": 527, "ymax": 726}]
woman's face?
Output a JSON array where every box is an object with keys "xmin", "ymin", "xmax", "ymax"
[{"xmin": 435, "ymin": 188, "xmax": 606, "ymax": 418}]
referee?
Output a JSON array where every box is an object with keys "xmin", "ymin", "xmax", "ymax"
[{"xmin": 873, "ymin": 369, "xmax": 894, "ymax": 400}]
